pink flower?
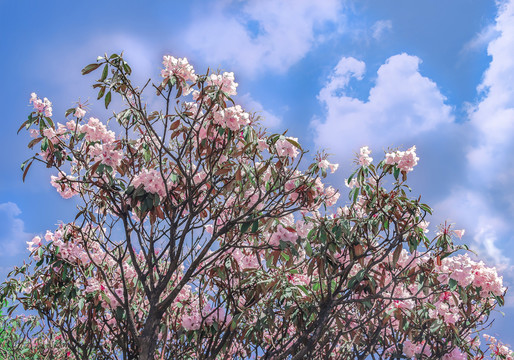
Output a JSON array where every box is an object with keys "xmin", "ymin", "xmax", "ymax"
[
  {"xmin": 358, "ymin": 146, "xmax": 373, "ymax": 166},
  {"xmin": 90, "ymin": 142, "xmax": 124, "ymax": 168},
  {"xmin": 50, "ymin": 173, "xmax": 79, "ymax": 199},
  {"xmin": 181, "ymin": 312, "xmax": 202, "ymax": 331},
  {"xmin": 29, "ymin": 92, "xmax": 53, "ymax": 117},
  {"xmin": 212, "ymin": 105, "xmax": 249, "ymax": 131},
  {"xmin": 275, "ymin": 137, "xmax": 300, "ymax": 158},
  {"xmin": 453, "ymin": 229, "xmax": 465, "ymax": 239},
  {"xmin": 74, "ymin": 107, "xmax": 86, "ymax": 118},
  {"xmin": 318, "ymin": 159, "xmax": 339, "ymax": 173},
  {"xmin": 269, "ymin": 225, "xmax": 298, "ymax": 247},
  {"xmin": 161, "ymin": 55, "xmax": 197, "ymax": 83},
  {"xmin": 207, "ymin": 72, "xmax": 238, "ymax": 96},
  {"xmin": 325, "ymin": 186, "xmax": 340, "ymax": 206},
  {"xmin": 384, "ymin": 146, "xmax": 419, "ymax": 173},
  {"xmin": 27, "ymin": 236, "xmax": 42, "ymax": 252},
  {"xmin": 295, "ymin": 220, "xmax": 313, "ymax": 238}
]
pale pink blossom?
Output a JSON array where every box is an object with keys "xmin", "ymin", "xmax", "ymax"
[
  {"xmin": 212, "ymin": 105, "xmax": 249, "ymax": 131},
  {"xmin": 207, "ymin": 72, "xmax": 238, "ymax": 96},
  {"xmin": 132, "ymin": 169, "xmax": 176, "ymax": 198},
  {"xmin": 161, "ymin": 55, "xmax": 197, "ymax": 83},
  {"xmin": 74, "ymin": 107, "xmax": 86, "ymax": 118},
  {"xmin": 30, "ymin": 92, "xmax": 53, "ymax": 117},
  {"xmin": 181, "ymin": 312, "xmax": 202, "ymax": 331},
  {"xmin": 275, "ymin": 137, "xmax": 300, "ymax": 158},
  {"xmin": 27, "ymin": 236, "xmax": 42, "ymax": 252},
  {"xmin": 385, "ymin": 146, "xmax": 419, "ymax": 173},
  {"xmin": 50, "ymin": 173, "xmax": 79, "ymax": 199},
  {"xmin": 295, "ymin": 220, "xmax": 313, "ymax": 238},
  {"xmin": 325, "ymin": 186, "xmax": 340, "ymax": 206},
  {"xmin": 358, "ymin": 146, "xmax": 373, "ymax": 166},
  {"xmin": 90, "ymin": 142, "xmax": 124, "ymax": 168},
  {"xmin": 318, "ymin": 159, "xmax": 339, "ymax": 173},
  {"xmin": 453, "ymin": 229, "xmax": 465, "ymax": 239},
  {"xmin": 269, "ymin": 224, "xmax": 298, "ymax": 247}
]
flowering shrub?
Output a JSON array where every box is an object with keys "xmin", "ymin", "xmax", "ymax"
[{"xmin": 0, "ymin": 53, "xmax": 511, "ymax": 359}]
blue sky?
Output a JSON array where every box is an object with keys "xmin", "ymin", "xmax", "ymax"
[{"xmin": 1, "ymin": 0, "xmax": 514, "ymax": 344}]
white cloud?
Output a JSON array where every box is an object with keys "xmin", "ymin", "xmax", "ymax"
[
  {"xmin": 371, "ymin": 20, "xmax": 392, "ymax": 40},
  {"xmin": 433, "ymin": 189, "xmax": 510, "ymax": 267},
  {"xmin": 467, "ymin": 0, "xmax": 514, "ymax": 195},
  {"xmin": 461, "ymin": 24, "xmax": 499, "ymax": 54},
  {"xmin": 238, "ymin": 93, "xmax": 282, "ymax": 129},
  {"xmin": 0, "ymin": 202, "xmax": 32, "ymax": 256},
  {"xmin": 433, "ymin": 0, "xmax": 514, "ymax": 271},
  {"xmin": 313, "ymin": 53, "xmax": 454, "ymax": 157},
  {"xmin": 183, "ymin": 0, "xmax": 343, "ymax": 76}
]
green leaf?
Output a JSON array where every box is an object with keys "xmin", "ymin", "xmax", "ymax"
[
  {"xmin": 78, "ymin": 298, "xmax": 85, "ymax": 311},
  {"xmin": 448, "ymin": 278, "xmax": 458, "ymax": 291},
  {"xmin": 251, "ymin": 220, "xmax": 259, "ymax": 233},
  {"xmin": 241, "ymin": 221, "xmax": 251, "ymax": 233},
  {"xmin": 97, "ymin": 86, "xmax": 106, "ymax": 100},
  {"xmin": 104, "ymin": 91, "xmax": 112, "ymax": 109},
  {"xmin": 348, "ymin": 269, "xmax": 365, "ymax": 289},
  {"xmin": 65, "ymin": 108, "xmax": 76, "ymax": 117},
  {"xmin": 81, "ymin": 63, "xmax": 101, "ymax": 75},
  {"xmin": 392, "ymin": 244, "xmax": 402, "ymax": 268},
  {"xmin": 123, "ymin": 62, "xmax": 132, "ymax": 75},
  {"xmin": 285, "ymin": 137, "xmax": 302, "ymax": 150},
  {"xmin": 304, "ymin": 241, "xmax": 313, "ymax": 257},
  {"xmin": 493, "ymin": 293, "xmax": 505, "ymax": 307},
  {"xmin": 393, "ymin": 166, "xmax": 400, "ymax": 181},
  {"xmin": 100, "ymin": 64, "xmax": 109, "ymax": 81}
]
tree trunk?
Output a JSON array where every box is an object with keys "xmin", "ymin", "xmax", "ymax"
[{"xmin": 138, "ymin": 310, "xmax": 161, "ymax": 360}]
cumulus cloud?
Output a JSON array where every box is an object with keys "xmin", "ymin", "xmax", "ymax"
[
  {"xmin": 0, "ymin": 202, "xmax": 32, "ymax": 256},
  {"xmin": 433, "ymin": 189, "xmax": 510, "ymax": 267},
  {"xmin": 461, "ymin": 24, "xmax": 500, "ymax": 54},
  {"xmin": 442, "ymin": 0, "xmax": 514, "ymax": 269},
  {"xmin": 238, "ymin": 93, "xmax": 282, "ymax": 129},
  {"xmin": 371, "ymin": 20, "xmax": 392, "ymax": 40},
  {"xmin": 467, "ymin": 0, "xmax": 514, "ymax": 193},
  {"xmin": 313, "ymin": 53, "xmax": 454, "ymax": 158},
  {"xmin": 184, "ymin": 0, "xmax": 343, "ymax": 76}
]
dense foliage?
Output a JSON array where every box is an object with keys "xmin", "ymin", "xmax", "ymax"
[{"xmin": 0, "ymin": 53, "xmax": 511, "ymax": 359}]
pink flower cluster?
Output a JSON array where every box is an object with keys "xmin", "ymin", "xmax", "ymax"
[
  {"xmin": 161, "ymin": 55, "xmax": 197, "ymax": 83},
  {"xmin": 30, "ymin": 92, "xmax": 53, "ymax": 117},
  {"xmin": 50, "ymin": 173, "xmax": 79, "ymax": 199},
  {"xmin": 275, "ymin": 137, "xmax": 300, "ymax": 158},
  {"xmin": 45, "ymin": 227, "xmax": 112, "ymax": 267},
  {"xmin": 42, "ymin": 124, "xmax": 68, "ymax": 145},
  {"xmin": 484, "ymin": 334, "xmax": 514, "ymax": 360},
  {"xmin": 212, "ymin": 105, "xmax": 250, "ymax": 131},
  {"xmin": 385, "ymin": 146, "xmax": 419, "ymax": 173},
  {"xmin": 269, "ymin": 224, "xmax": 298, "ymax": 247},
  {"xmin": 74, "ymin": 117, "xmax": 115, "ymax": 143},
  {"xmin": 358, "ymin": 146, "xmax": 373, "ymax": 166},
  {"xmin": 428, "ymin": 291, "xmax": 461, "ymax": 324},
  {"xmin": 295, "ymin": 220, "xmax": 313, "ymax": 238},
  {"xmin": 90, "ymin": 142, "xmax": 123, "ymax": 168},
  {"xmin": 437, "ymin": 254, "xmax": 505, "ymax": 297},
  {"xmin": 318, "ymin": 159, "xmax": 339, "ymax": 173},
  {"xmin": 27, "ymin": 236, "xmax": 42, "ymax": 252},
  {"xmin": 207, "ymin": 72, "xmax": 238, "ymax": 96},
  {"xmin": 441, "ymin": 348, "xmax": 467, "ymax": 360},
  {"xmin": 402, "ymin": 339, "xmax": 431, "ymax": 358},
  {"xmin": 74, "ymin": 107, "xmax": 86, "ymax": 118},
  {"xmin": 132, "ymin": 169, "xmax": 174, "ymax": 198},
  {"xmin": 231, "ymin": 249, "xmax": 259, "ymax": 270},
  {"xmin": 324, "ymin": 186, "xmax": 340, "ymax": 206}
]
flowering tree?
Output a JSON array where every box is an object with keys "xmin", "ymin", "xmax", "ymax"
[{"xmin": 0, "ymin": 53, "xmax": 512, "ymax": 360}]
